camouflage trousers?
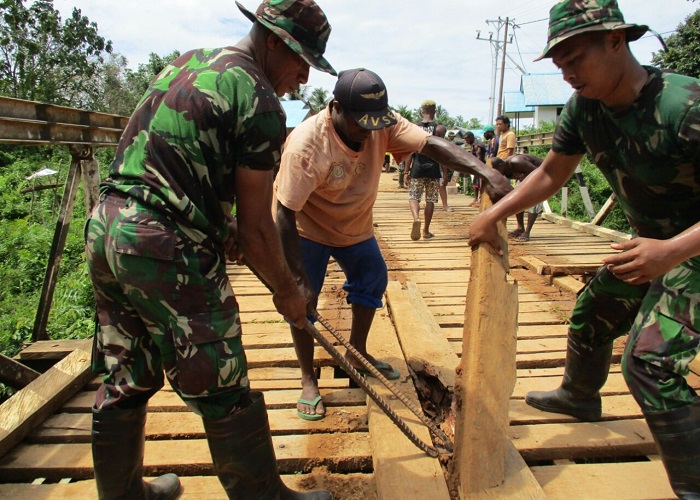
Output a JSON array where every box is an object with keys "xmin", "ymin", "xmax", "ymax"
[
  {"xmin": 570, "ymin": 261, "xmax": 700, "ymax": 412},
  {"xmin": 85, "ymin": 192, "xmax": 249, "ymax": 419}
]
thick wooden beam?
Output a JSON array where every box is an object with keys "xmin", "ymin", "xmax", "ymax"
[
  {"xmin": 0, "ymin": 354, "xmax": 39, "ymax": 389},
  {"xmin": 0, "ymin": 339, "xmax": 92, "ymax": 460},
  {"xmin": 31, "ymin": 157, "xmax": 82, "ymax": 341},
  {"xmin": 449, "ymin": 193, "xmax": 523, "ymax": 496},
  {"xmin": 0, "ymin": 96, "xmax": 126, "ymax": 146},
  {"xmin": 591, "ymin": 194, "xmax": 618, "ymax": 226},
  {"xmin": 365, "ymin": 309, "xmax": 451, "ymax": 500},
  {"xmin": 387, "ymin": 280, "xmax": 544, "ymax": 499},
  {"xmin": 542, "ymin": 213, "xmax": 632, "ymax": 243}
]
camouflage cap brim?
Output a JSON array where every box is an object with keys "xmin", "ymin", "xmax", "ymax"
[
  {"xmin": 237, "ymin": 1, "xmax": 337, "ymax": 75},
  {"xmin": 534, "ymin": 22, "xmax": 648, "ymax": 61}
]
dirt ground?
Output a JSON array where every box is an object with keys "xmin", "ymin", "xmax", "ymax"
[{"xmin": 298, "ymin": 466, "xmax": 378, "ymax": 500}]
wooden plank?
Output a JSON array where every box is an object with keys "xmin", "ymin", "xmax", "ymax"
[
  {"xmin": 552, "ymin": 276, "xmax": 586, "ymax": 294},
  {"xmin": 0, "ymin": 434, "xmax": 372, "ymax": 481},
  {"xmin": 542, "ymin": 213, "xmax": 632, "ymax": 243},
  {"xmin": 0, "ymin": 339, "xmax": 92, "ymax": 459},
  {"xmin": 516, "ymin": 255, "xmax": 548, "ymax": 275},
  {"xmin": 16, "ymin": 339, "xmax": 91, "ymax": 361},
  {"xmin": 591, "ymin": 194, "xmax": 618, "ymax": 226},
  {"xmin": 63, "ymin": 387, "xmax": 366, "ymax": 413},
  {"xmin": 364, "ymin": 308, "xmax": 451, "ymax": 500},
  {"xmin": 0, "ymin": 353, "xmax": 39, "ymax": 389},
  {"xmin": 511, "ymin": 419, "xmax": 656, "ymax": 461},
  {"xmin": 690, "ymin": 356, "xmax": 700, "ymax": 377},
  {"xmin": 531, "ymin": 461, "xmax": 674, "ymax": 499},
  {"xmin": 512, "ymin": 372, "xmax": 630, "ymax": 399},
  {"xmin": 385, "ymin": 281, "xmax": 457, "ymax": 390},
  {"xmin": 450, "ymin": 193, "xmax": 526, "ymax": 496},
  {"xmin": 510, "ymin": 394, "xmax": 643, "ymax": 424},
  {"xmin": 0, "ymin": 472, "xmax": 377, "ymax": 499},
  {"xmin": 31, "ymin": 405, "xmax": 369, "ymax": 443}
]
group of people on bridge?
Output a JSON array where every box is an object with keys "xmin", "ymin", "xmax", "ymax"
[{"xmin": 83, "ymin": 0, "xmax": 699, "ymax": 498}]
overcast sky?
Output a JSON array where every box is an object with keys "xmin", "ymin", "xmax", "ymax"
[{"xmin": 53, "ymin": 0, "xmax": 698, "ymax": 123}]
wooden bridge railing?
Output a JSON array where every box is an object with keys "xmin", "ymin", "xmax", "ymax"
[
  {"xmin": 0, "ymin": 96, "xmax": 128, "ymax": 347},
  {"xmin": 517, "ymin": 131, "xmax": 622, "ymax": 233}
]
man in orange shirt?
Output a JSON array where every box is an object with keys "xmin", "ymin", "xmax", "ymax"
[
  {"xmin": 275, "ymin": 68, "xmax": 512, "ymax": 420},
  {"xmin": 496, "ymin": 115, "xmax": 516, "ymax": 160}
]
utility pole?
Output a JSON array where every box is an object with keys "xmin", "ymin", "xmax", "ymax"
[
  {"xmin": 496, "ymin": 18, "xmax": 509, "ymax": 119},
  {"xmin": 476, "ymin": 17, "xmax": 518, "ymax": 124}
]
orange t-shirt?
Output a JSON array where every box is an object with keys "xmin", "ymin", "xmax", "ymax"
[
  {"xmin": 497, "ymin": 129, "xmax": 516, "ymax": 159},
  {"xmin": 276, "ymin": 109, "xmax": 428, "ymax": 246}
]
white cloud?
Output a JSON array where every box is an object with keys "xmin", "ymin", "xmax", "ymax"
[{"xmin": 53, "ymin": 0, "xmax": 697, "ymax": 123}]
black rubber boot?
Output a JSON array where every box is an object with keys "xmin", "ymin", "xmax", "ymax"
[
  {"xmin": 525, "ymin": 337, "xmax": 613, "ymax": 421},
  {"xmin": 203, "ymin": 391, "xmax": 333, "ymax": 500},
  {"xmin": 645, "ymin": 402, "xmax": 700, "ymax": 499},
  {"xmin": 92, "ymin": 404, "xmax": 183, "ymax": 500}
]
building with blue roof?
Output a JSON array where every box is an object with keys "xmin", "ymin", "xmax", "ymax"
[{"xmin": 503, "ymin": 73, "xmax": 573, "ymax": 128}]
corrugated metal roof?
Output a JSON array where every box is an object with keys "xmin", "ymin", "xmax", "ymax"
[
  {"xmin": 281, "ymin": 100, "xmax": 312, "ymax": 128},
  {"xmin": 520, "ymin": 73, "xmax": 573, "ymax": 106},
  {"xmin": 503, "ymin": 90, "xmax": 534, "ymax": 113}
]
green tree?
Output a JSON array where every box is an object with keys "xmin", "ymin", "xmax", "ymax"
[
  {"xmin": 307, "ymin": 87, "xmax": 329, "ymax": 113},
  {"xmin": 97, "ymin": 51, "xmax": 180, "ymax": 115},
  {"xmin": 0, "ymin": 0, "xmax": 112, "ymax": 107},
  {"xmin": 464, "ymin": 117, "xmax": 483, "ymax": 129},
  {"xmin": 393, "ymin": 104, "xmax": 416, "ymax": 122},
  {"xmin": 652, "ymin": 8, "xmax": 700, "ymax": 78}
]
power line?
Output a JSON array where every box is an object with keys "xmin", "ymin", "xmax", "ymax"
[
  {"xmin": 476, "ymin": 17, "xmax": 517, "ymax": 122},
  {"xmin": 517, "ymin": 17, "xmax": 548, "ymax": 26},
  {"xmin": 512, "ymin": 30, "xmax": 528, "ymax": 74}
]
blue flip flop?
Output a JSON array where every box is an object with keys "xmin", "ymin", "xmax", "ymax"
[
  {"xmin": 296, "ymin": 395, "xmax": 325, "ymax": 421},
  {"xmin": 355, "ymin": 360, "xmax": 401, "ymax": 380}
]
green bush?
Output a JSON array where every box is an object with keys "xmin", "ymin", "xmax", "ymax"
[{"xmin": 0, "ymin": 146, "xmax": 107, "ymax": 358}]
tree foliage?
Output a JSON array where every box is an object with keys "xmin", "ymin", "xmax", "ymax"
[
  {"xmin": 652, "ymin": 8, "xmax": 700, "ymax": 78},
  {"xmin": 0, "ymin": 0, "xmax": 112, "ymax": 107},
  {"xmin": 97, "ymin": 51, "xmax": 180, "ymax": 115},
  {"xmin": 307, "ymin": 87, "xmax": 330, "ymax": 114}
]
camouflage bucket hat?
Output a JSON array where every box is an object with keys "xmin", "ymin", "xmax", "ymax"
[
  {"xmin": 535, "ymin": 0, "xmax": 648, "ymax": 61},
  {"xmin": 237, "ymin": 0, "xmax": 336, "ymax": 75}
]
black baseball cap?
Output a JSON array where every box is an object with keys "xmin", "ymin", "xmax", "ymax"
[{"xmin": 333, "ymin": 68, "xmax": 397, "ymax": 130}]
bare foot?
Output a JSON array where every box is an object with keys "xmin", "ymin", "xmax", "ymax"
[{"xmin": 410, "ymin": 220, "xmax": 421, "ymax": 241}]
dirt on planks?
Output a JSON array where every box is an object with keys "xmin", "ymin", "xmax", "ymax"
[{"xmin": 298, "ymin": 466, "xmax": 378, "ymax": 500}]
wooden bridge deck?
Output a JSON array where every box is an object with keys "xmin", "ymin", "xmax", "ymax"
[{"xmin": 0, "ymin": 173, "xmax": 687, "ymax": 499}]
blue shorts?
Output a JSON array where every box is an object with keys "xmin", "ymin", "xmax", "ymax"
[{"xmin": 300, "ymin": 237, "xmax": 388, "ymax": 309}]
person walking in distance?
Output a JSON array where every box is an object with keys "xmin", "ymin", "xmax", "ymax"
[{"xmin": 406, "ymin": 100, "xmax": 444, "ymax": 240}]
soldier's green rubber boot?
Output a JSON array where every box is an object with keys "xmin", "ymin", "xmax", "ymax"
[
  {"xmin": 525, "ymin": 337, "xmax": 613, "ymax": 421},
  {"xmin": 645, "ymin": 402, "xmax": 700, "ymax": 499},
  {"xmin": 203, "ymin": 391, "xmax": 333, "ymax": 499},
  {"xmin": 92, "ymin": 404, "xmax": 183, "ymax": 499}
]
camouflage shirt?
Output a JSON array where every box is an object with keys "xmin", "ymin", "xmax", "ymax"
[
  {"xmin": 553, "ymin": 66, "xmax": 700, "ymax": 239},
  {"xmin": 103, "ymin": 47, "xmax": 286, "ymax": 248}
]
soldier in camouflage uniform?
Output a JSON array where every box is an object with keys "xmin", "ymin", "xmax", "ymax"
[
  {"xmin": 85, "ymin": 1, "xmax": 335, "ymax": 498},
  {"xmin": 468, "ymin": 1, "xmax": 700, "ymax": 497}
]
